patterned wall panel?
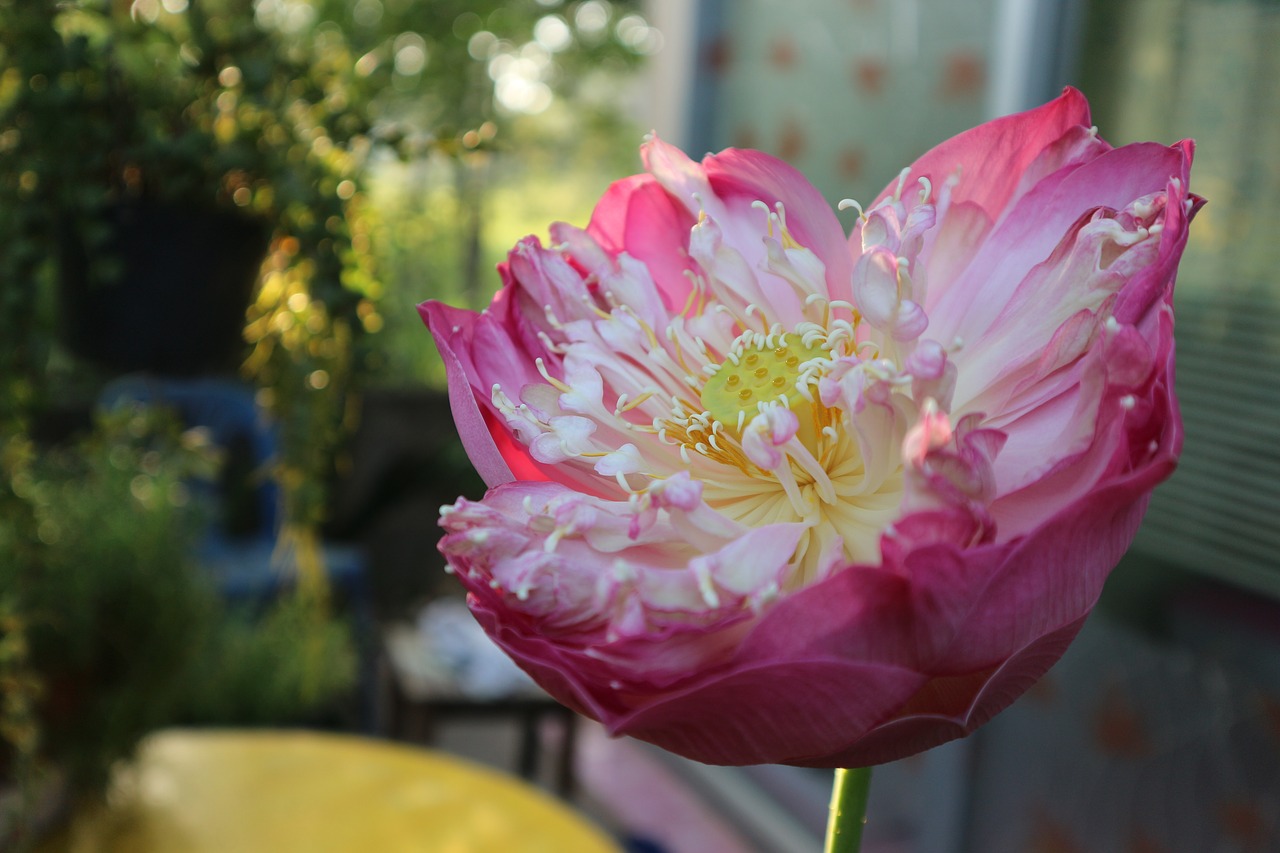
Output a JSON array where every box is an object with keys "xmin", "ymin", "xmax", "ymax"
[{"xmin": 696, "ymin": 0, "xmax": 998, "ymax": 206}]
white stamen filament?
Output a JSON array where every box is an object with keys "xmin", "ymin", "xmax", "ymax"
[
  {"xmin": 837, "ymin": 198, "xmax": 865, "ymax": 218},
  {"xmin": 891, "ymin": 167, "xmax": 911, "ymax": 201},
  {"xmin": 535, "ymin": 358, "xmax": 572, "ymax": 393},
  {"xmin": 917, "ymin": 175, "xmax": 932, "ymax": 203}
]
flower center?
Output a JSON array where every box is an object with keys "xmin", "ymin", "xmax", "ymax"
[{"xmin": 699, "ymin": 332, "xmax": 826, "ymax": 434}]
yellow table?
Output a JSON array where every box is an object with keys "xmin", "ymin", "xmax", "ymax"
[{"xmin": 42, "ymin": 729, "xmax": 620, "ymax": 853}]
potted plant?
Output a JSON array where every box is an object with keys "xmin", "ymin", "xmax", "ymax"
[
  {"xmin": 1, "ymin": 6, "xmax": 376, "ymax": 842},
  {"xmin": 3, "ymin": 1, "xmax": 265, "ymax": 374},
  {"xmin": 0, "ymin": 407, "xmax": 356, "ymax": 851},
  {"xmin": 1, "ymin": 0, "xmax": 386, "ymax": 592}
]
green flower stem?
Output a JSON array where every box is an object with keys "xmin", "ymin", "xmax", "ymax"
[{"xmin": 823, "ymin": 766, "xmax": 872, "ymax": 853}]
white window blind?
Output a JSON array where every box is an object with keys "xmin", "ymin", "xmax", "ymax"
[{"xmin": 1082, "ymin": 0, "xmax": 1280, "ymax": 598}]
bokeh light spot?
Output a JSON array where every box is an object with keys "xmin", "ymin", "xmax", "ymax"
[
  {"xmin": 575, "ymin": 1, "xmax": 610, "ymax": 36},
  {"xmin": 534, "ymin": 15, "xmax": 571, "ymax": 53},
  {"xmin": 468, "ymin": 31, "xmax": 498, "ymax": 61},
  {"xmin": 352, "ymin": 0, "xmax": 382, "ymax": 28}
]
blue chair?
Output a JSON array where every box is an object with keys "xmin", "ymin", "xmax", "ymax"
[
  {"xmin": 99, "ymin": 376, "xmax": 364, "ymax": 595},
  {"xmin": 99, "ymin": 376, "xmax": 375, "ymax": 726}
]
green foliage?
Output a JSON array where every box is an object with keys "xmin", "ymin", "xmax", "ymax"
[
  {"xmin": 344, "ymin": 0, "xmax": 653, "ymax": 385},
  {"xmin": 0, "ymin": 0, "xmax": 382, "ymax": 536},
  {"xmin": 172, "ymin": 592, "xmax": 355, "ymax": 726},
  {"xmin": 0, "ymin": 407, "xmax": 218, "ymax": 792},
  {"xmin": 0, "ymin": 5, "xmax": 654, "ymax": 837},
  {"xmin": 368, "ymin": 133, "xmax": 641, "ymax": 385},
  {"xmin": 0, "ymin": 407, "xmax": 356, "ymax": 818},
  {"xmin": 307, "ymin": 0, "xmax": 651, "ymax": 144}
]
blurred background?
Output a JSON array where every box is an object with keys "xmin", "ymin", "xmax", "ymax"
[{"xmin": 1, "ymin": 0, "xmax": 1277, "ymax": 851}]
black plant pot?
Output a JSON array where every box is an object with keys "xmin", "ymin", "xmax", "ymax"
[{"xmin": 59, "ymin": 201, "xmax": 270, "ymax": 376}]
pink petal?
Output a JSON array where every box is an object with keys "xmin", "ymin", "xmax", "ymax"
[
  {"xmin": 876, "ymin": 87, "xmax": 1094, "ymax": 221},
  {"xmin": 703, "ymin": 146, "xmax": 854, "ymax": 301},
  {"xmin": 930, "ymin": 140, "xmax": 1191, "ymax": 349},
  {"xmin": 578, "ymin": 174, "xmax": 698, "ymax": 313},
  {"xmin": 808, "ymin": 616, "xmax": 1086, "ymax": 767},
  {"xmin": 419, "ymin": 300, "xmax": 518, "ymax": 487}
]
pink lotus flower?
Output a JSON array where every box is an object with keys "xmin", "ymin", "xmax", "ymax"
[{"xmin": 420, "ymin": 89, "xmax": 1199, "ymax": 767}]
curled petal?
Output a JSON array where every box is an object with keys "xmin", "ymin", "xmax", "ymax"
[
  {"xmin": 892, "ymin": 299, "xmax": 929, "ymax": 342},
  {"xmin": 441, "ymin": 482, "xmax": 805, "ymax": 680},
  {"xmin": 741, "ymin": 405, "xmax": 800, "ymax": 470},
  {"xmin": 577, "ymin": 174, "xmax": 699, "ymax": 313},
  {"xmin": 853, "ymin": 246, "xmax": 930, "ymax": 342},
  {"xmin": 852, "ymin": 247, "xmax": 901, "ymax": 331},
  {"xmin": 906, "ymin": 340, "xmax": 958, "ymax": 412}
]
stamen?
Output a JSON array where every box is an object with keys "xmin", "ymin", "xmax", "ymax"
[
  {"xmin": 917, "ymin": 176, "xmax": 932, "ymax": 203},
  {"xmin": 837, "ymin": 198, "xmax": 864, "ymax": 218},
  {"xmin": 617, "ymin": 391, "xmax": 654, "ymax": 413},
  {"xmin": 772, "ymin": 458, "xmax": 810, "ymax": 518},
  {"xmin": 535, "ymin": 358, "xmax": 573, "ymax": 394},
  {"xmin": 750, "ymin": 199, "xmax": 773, "ymax": 235},
  {"xmin": 620, "ymin": 305, "xmax": 661, "ymax": 350},
  {"xmin": 536, "ymin": 331, "xmax": 567, "ymax": 354},
  {"xmin": 678, "ymin": 284, "xmax": 700, "ymax": 318},
  {"xmin": 891, "ymin": 167, "xmax": 911, "ymax": 201},
  {"xmin": 787, "ymin": 439, "xmax": 837, "ymax": 505},
  {"xmin": 492, "ymin": 384, "xmax": 519, "ymax": 416},
  {"xmin": 579, "ymin": 293, "xmax": 612, "ymax": 321},
  {"xmin": 693, "ymin": 563, "xmax": 720, "ymax": 608}
]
